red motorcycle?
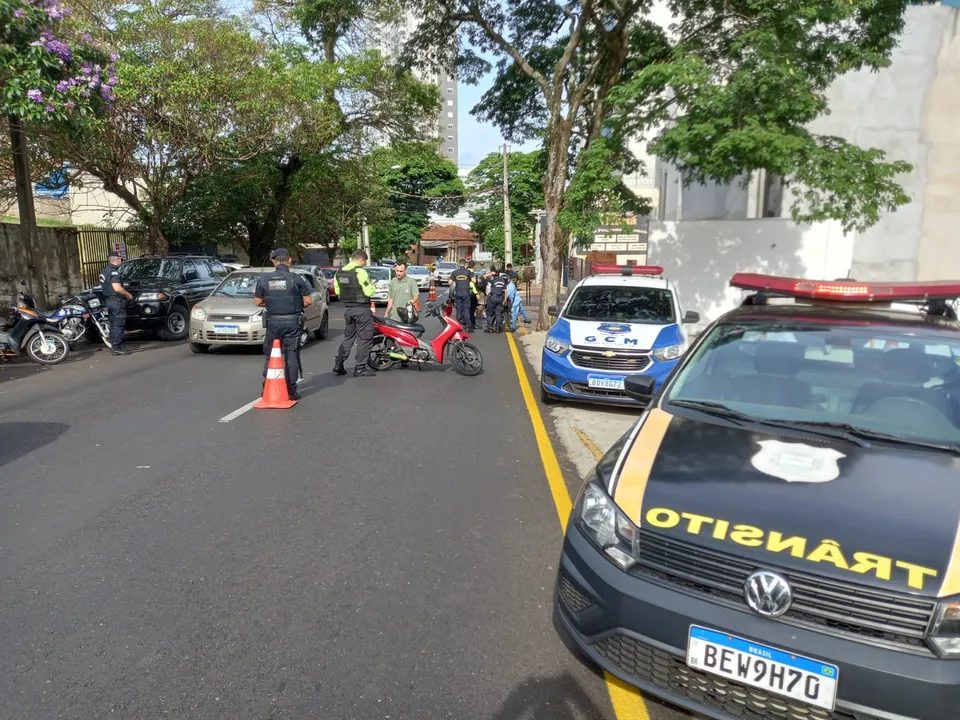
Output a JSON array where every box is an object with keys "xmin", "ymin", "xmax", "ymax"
[{"xmin": 369, "ymin": 294, "xmax": 483, "ymax": 376}]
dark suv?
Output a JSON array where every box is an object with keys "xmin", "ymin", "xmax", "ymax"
[{"xmin": 85, "ymin": 253, "xmax": 228, "ymax": 341}]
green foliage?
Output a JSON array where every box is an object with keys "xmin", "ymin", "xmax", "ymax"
[
  {"xmin": 369, "ymin": 142, "xmax": 464, "ymax": 259},
  {"xmin": 466, "ymin": 149, "xmax": 545, "ymax": 261}
]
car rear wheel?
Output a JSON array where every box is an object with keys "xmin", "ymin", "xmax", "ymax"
[
  {"xmin": 315, "ymin": 311, "xmax": 329, "ymax": 340},
  {"xmin": 189, "ymin": 342, "xmax": 210, "ymax": 354},
  {"xmin": 158, "ymin": 304, "xmax": 189, "ymax": 341}
]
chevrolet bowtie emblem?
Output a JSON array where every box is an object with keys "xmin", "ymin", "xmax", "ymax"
[{"xmin": 602, "ymin": 351, "xmax": 616, "ymax": 357}]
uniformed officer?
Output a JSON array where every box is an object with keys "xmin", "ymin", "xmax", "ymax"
[
  {"xmin": 99, "ymin": 251, "xmax": 134, "ymax": 355},
  {"xmin": 448, "ymin": 259, "xmax": 478, "ymax": 329},
  {"xmin": 505, "ymin": 263, "xmax": 519, "ymax": 282},
  {"xmin": 485, "ymin": 270, "xmax": 509, "ymax": 333},
  {"xmin": 254, "ymin": 248, "xmax": 313, "ymax": 400},
  {"xmin": 333, "ymin": 249, "xmax": 377, "ymax": 377}
]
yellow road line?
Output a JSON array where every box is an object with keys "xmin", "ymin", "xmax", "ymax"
[
  {"xmin": 505, "ymin": 332, "xmax": 651, "ymax": 720},
  {"xmin": 574, "ymin": 428, "xmax": 605, "ymax": 462}
]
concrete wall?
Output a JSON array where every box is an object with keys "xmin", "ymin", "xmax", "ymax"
[
  {"xmin": 647, "ymin": 219, "xmax": 853, "ymax": 325},
  {"xmin": 0, "ymin": 224, "xmax": 84, "ymax": 308}
]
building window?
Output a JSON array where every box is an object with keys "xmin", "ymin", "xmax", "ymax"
[
  {"xmin": 447, "ymin": 112, "xmax": 453, "ymax": 118},
  {"xmin": 446, "ymin": 88, "xmax": 453, "ymax": 94},
  {"xmin": 447, "ymin": 135, "xmax": 454, "ymax": 141},
  {"xmin": 447, "ymin": 100, "xmax": 453, "ymax": 107},
  {"xmin": 447, "ymin": 124, "xmax": 453, "ymax": 130}
]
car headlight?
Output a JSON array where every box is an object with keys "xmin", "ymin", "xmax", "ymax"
[
  {"xmin": 137, "ymin": 292, "xmax": 167, "ymax": 301},
  {"xmin": 575, "ymin": 478, "xmax": 639, "ymax": 570},
  {"xmin": 929, "ymin": 598, "xmax": 960, "ymax": 657},
  {"xmin": 545, "ymin": 336, "xmax": 570, "ymax": 355},
  {"xmin": 652, "ymin": 343, "xmax": 684, "ymax": 362},
  {"xmin": 251, "ymin": 309, "xmax": 265, "ymax": 321},
  {"xmin": 190, "ymin": 306, "xmax": 206, "ymax": 321}
]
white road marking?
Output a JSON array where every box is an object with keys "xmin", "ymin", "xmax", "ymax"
[{"xmin": 218, "ymin": 398, "xmax": 260, "ymax": 423}]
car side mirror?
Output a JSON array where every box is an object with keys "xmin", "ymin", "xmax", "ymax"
[
  {"xmin": 547, "ymin": 305, "xmax": 559, "ymax": 317},
  {"xmin": 683, "ymin": 310, "xmax": 700, "ymax": 324},
  {"xmin": 185, "ymin": 271, "xmax": 199, "ymax": 282},
  {"xmin": 624, "ymin": 375, "xmax": 656, "ymax": 400}
]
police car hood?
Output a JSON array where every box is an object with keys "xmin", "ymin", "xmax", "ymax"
[
  {"xmin": 567, "ymin": 319, "xmax": 678, "ymax": 350},
  {"xmin": 612, "ymin": 409, "xmax": 960, "ymax": 597}
]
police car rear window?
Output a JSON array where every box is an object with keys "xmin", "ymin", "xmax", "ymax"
[{"xmin": 564, "ymin": 287, "xmax": 675, "ymax": 324}]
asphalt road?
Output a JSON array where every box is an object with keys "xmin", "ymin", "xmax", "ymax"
[{"xmin": 0, "ymin": 306, "xmax": 634, "ymax": 720}]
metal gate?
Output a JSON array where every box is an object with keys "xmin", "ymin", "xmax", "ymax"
[{"xmin": 77, "ymin": 228, "xmax": 146, "ymax": 288}]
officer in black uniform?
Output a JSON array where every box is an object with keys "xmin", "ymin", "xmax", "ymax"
[
  {"xmin": 485, "ymin": 270, "xmax": 509, "ymax": 333},
  {"xmin": 448, "ymin": 259, "xmax": 476, "ymax": 329},
  {"xmin": 254, "ymin": 248, "xmax": 313, "ymax": 399},
  {"xmin": 333, "ymin": 249, "xmax": 377, "ymax": 377},
  {"xmin": 466, "ymin": 260, "xmax": 480, "ymax": 330},
  {"xmin": 99, "ymin": 250, "xmax": 134, "ymax": 355}
]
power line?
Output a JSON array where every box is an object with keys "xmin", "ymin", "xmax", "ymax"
[{"xmin": 385, "ymin": 187, "xmax": 501, "ymax": 200}]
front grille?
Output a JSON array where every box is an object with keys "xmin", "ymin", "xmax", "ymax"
[
  {"xmin": 565, "ymin": 381, "xmax": 629, "ymax": 399},
  {"xmin": 207, "ymin": 314, "xmax": 252, "ymax": 322},
  {"xmin": 558, "ymin": 573, "xmax": 594, "ymax": 614},
  {"xmin": 206, "ymin": 331, "xmax": 252, "ymax": 341},
  {"xmin": 633, "ymin": 531, "xmax": 935, "ymax": 655},
  {"xmin": 571, "ymin": 348, "xmax": 651, "ymax": 372},
  {"xmin": 594, "ymin": 633, "xmax": 879, "ymax": 720}
]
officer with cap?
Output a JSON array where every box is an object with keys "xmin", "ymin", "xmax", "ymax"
[
  {"xmin": 485, "ymin": 270, "xmax": 509, "ymax": 333},
  {"xmin": 333, "ymin": 249, "xmax": 377, "ymax": 377},
  {"xmin": 99, "ymin": 251, "xmax": 134, "ymax": 355},
  {"xmin": 254, "ymin": 248, "xmax": 313, "ymax": 399},
  {"xmin": 448, "ymin": 259, "xmax": 478, "ymax": 329}
]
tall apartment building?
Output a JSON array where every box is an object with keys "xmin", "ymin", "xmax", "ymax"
[{"xmin": 368, "ymin": 11, "xmax": 459, "ymax": 164}]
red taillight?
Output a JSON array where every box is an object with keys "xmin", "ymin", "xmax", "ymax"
[
  {"xmin": 591, "ymin": 264, "xmax": 664, "ymax": 277},
  {"xmin": 730, "ymin": 273, "xmax": 960, "ymax": 302}
]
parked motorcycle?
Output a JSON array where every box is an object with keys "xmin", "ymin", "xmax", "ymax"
[
  {"xmin": 1, "ymin": 280, "xmax": 71, "ymax": 365},
  {"xmin": 369, "ymin": 292, "xmax": 483, "ymax": 376},
  {"xmin": 50, "ymin": 291, "xmax": 111, "ymax": 347}
]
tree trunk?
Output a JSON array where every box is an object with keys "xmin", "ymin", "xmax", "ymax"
[
  {"xmin": 247, "ymin": 223, "xmax": 273, "ymax": 266},
  {"xmin": 244, "ymin": 155, "xmax": 302, "ymax": 262},
  {"xmin": 146, "ymin": 216, "xmax": 168, "ymax": 254},
  {"xmin": 536, "ymin": 119, "xmax": 573, "ymax": 331}
]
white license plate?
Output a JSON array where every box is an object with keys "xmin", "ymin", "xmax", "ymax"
[
  {"xmin": 687, "ymin": 626, "xmax": 838, "ymax": 711},
  {"xmin": 212, "ymin": 324, "xmax": 240, "ymax": 335},
  {"xmin": 587, "ymin": 375, "xmax": 625, "ymax": 390}
]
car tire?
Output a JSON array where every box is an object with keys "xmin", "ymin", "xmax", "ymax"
[
  {"xmin": 541, "ymin": 383, "xmax": 557, "ymax": 405},
  {"xmin": 158, "ymin": 303, "xmax": 189, "ymax": 341},
  {"xmin": 189, "ymin": 342, "xmax": 210, "ymax": 354},
  {"xmin": 315, "ymin": 311, "xmax": 329, "ymax": 340}
]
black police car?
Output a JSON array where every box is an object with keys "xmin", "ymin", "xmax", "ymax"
[
  {"xmin": 555, "ymin": 273, "xmax": 960, "ymax": 720},
  {"xmin": 84, "ymin": 253, "xmax": 227, "ymax": 341}
]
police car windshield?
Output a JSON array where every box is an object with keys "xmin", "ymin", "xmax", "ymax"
[
  {"xmin": 564, "ymin": 287, "xmax": 675, "ymax": 324},
  {"xmin": 213, "ymin": 273, "xmax": 260, "ymax": 298},
  {"xmin": 665, "ymin": 320, "xmax": 960, "ymax": 446},
  {"xmin": 119, "ymin": 258, "xmax": 182, "ymax": 281}
]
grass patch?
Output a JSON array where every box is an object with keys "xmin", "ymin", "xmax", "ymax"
[{"xmin": 2, "ymin": 215, "xmax": 76, "ymax": 228}]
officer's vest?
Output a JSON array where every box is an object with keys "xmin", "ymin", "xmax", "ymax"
[
  {"xmin": 452, "ymin": 269, "xmax": 472, "ymax": 293},
  {"xmin": 337, "ymin": 266, "xmax": 366, "ymax": 306},
  {"xmin": 263, "ymin": 269, "xmax": 303, "ymax": 316},
  {"xmin": 490, "ymin": 277, "xmax": 507, "ymax": 299},
  {"xmin": 99, "ymin": 266, "xmax": 117, "ymax": 297}
]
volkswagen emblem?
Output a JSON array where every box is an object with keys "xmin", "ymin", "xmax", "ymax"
[{"xmin": 744, "ymin": 570, "xmax": 793, "ymax": 618}]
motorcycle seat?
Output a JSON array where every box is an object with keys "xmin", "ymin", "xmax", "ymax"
[{"xmin": 382, "ymin": 318, "xmax": 426, "ymax": 336}]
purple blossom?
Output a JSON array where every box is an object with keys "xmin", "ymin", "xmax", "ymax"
[
  {"xmin": 13, "ymin": 8, "xmax": 24, "ymax": 18},
  {"xmin": 45, "ymin": 105, "xmax": 55, "ymax": 113},
  {"xmin": 27, "ymin": 89, "xmax": 43, "ymax": 102},
  {"xmin": 46, "ymin": 6, "xmax": 63, "ymax": 19},
  {"xmin": 55, "ymin": 80, "xmax": 69, "ymax": 93},
  {"xmin": 109, "ymin": 53, "xmax": 119, "ymax": 63},
  {"xmin": 100, "ymin": 86, "xmax": 114, "ymax": 102},
  {"xmin": 107, "ymin": 75, "xmax": 118, "ymax": 87},
  {"xmin": 81, "ymin": 62, "xmax": 91, "ymax": 76},
  {"xmin": 43, "ymin": 37, "xmax": 72, "ymax": 63}
]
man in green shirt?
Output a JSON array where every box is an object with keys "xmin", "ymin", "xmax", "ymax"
[{"xmin": 384, "ymin": 260, "xmax": 421, "ymax": 323}]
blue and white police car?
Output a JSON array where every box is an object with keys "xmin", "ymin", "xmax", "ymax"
[{"xmin": 540, "ymin": 265, "xmax": 701, "ymax": 405}]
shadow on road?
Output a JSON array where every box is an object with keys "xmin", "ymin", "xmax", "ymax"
[
  {"xmin": 492, "ymin": 671, "xmax": 609, "ymax": 720},
  {"xmin": 0, "ymin": 421, "xmax": 70, "ymax": 469}
]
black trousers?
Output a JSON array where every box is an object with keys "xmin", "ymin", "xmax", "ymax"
[
  {"xmin": 263, "ymin": 318, "xmax": 301, "ymax": 391},
  {"xmin": 337, "ymin": 305, "xmax": 374, "ymax": 368},
  {"xmin": 454, "ymin": 292, "xmax": 471, "ymax": 327},
  {"xmin": 469, "ymin": 294, "xmax": 478, "ymax": 328},
  {"xmin": 486, "ymin": 298, "xmax": 504, "ymax": 330},
  {"xmin": 105, "ymin": 296, "xmax": 127, "ymax": 347}
]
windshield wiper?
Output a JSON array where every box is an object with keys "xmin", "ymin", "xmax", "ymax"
[
  {"xmin": 667, "ymin": 399, "xmax": 753, "ymax": 426},
  {"xmin": 774, "ymin": 421, "xmax": 960, "ymax": 455}
]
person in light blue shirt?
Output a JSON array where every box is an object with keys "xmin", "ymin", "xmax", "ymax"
[{"xmin": 506, "ymin": 278, "xmax": 532, "ymax": 331}]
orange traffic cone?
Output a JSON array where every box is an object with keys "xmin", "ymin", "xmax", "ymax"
[
  {"xmin": 428, "ymin": 281, "xmax": 437, "ymax": 303},
  {"xmin": 255, "ymin": 339, "xmax": 297, "ymax": 409}
]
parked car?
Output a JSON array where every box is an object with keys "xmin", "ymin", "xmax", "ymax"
[
  {"xmin": 319, "ymin": 267, "xmax": 338, "ymax": 300},
  {"xmin": 223, "ymin": 262, "xmax": 251, "ymax": 272},
  {"xmin": 433, "ymin": 261, "xmax": 458, "ymax": 285},
  {"xmin": 187, "ymin": 267, "xmax": 329, "ymax": 353},
  {"xmin": 407, "ymin": 265, "xmax": 431, "ymax": 290},
  {"xmin": 80, "ymin": 253, "xmax": 229, "ymax": 341},
  {"xmin": 365, "ymin": 266, "xmax": 392, "ymax": 305}
]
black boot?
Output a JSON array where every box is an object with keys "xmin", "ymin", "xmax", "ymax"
[
  {"xmin": 354, "ymin": 364, "xmax": 377, "ymax": 377},
  {"xmin": 111, "ymin": 345, "xmax": 130, "ymax": 356},
  {"xmin": 333, "ymin": 358, "xmax": 347, "ymax": 376}
]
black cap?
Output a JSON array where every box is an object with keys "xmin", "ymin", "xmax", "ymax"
[
  {"xmin": 107, "ymin": 251, "xmax": 121, "ymax": 259},
  {"xmin": 270, "ymin": 248, "xmax": 290, "ymax": 260}
]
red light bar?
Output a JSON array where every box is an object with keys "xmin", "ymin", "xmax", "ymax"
[
  {"xmin": 591, "ymin": 264, "xmax": 664, "ymax": 277},
  {"xmin": 730, "ymin": 273, "xmax": 960, "ymax": 302}
]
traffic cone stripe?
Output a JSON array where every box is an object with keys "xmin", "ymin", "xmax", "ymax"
[
  {"xmin": 266, "ymin": 368, "xmax": 285, "ymax": 380},
  {"xmin": 255, "ymin": 338, "xmax": 297, "ymax": 409},
  {"xmin": 270, "ymin": 346, "xmax": 283, "ymax": 358}
]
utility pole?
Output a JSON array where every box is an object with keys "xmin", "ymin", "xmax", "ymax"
[
  {"xmin": 9, "ymin": 115, "xmax": 44, "ymax": 308},
  {"xmin": 361, "ymin": 218, "xmax": 370, "ymax": 259},
  {"xmin": 502, "ymin": 144, "xmax": 512, "ymax": 267}
]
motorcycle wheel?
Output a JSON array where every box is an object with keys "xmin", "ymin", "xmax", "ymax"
[
  {"xmin": 369, "ymin": 338, "xmax": 397, "ymax": 371},
  {"xmin": 451, "ymin": 341, "xmax": 483, "ymax": 376},
  {"xmin": 26, "ymin": 331, "xmax": 70, "ymax": 365}
]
